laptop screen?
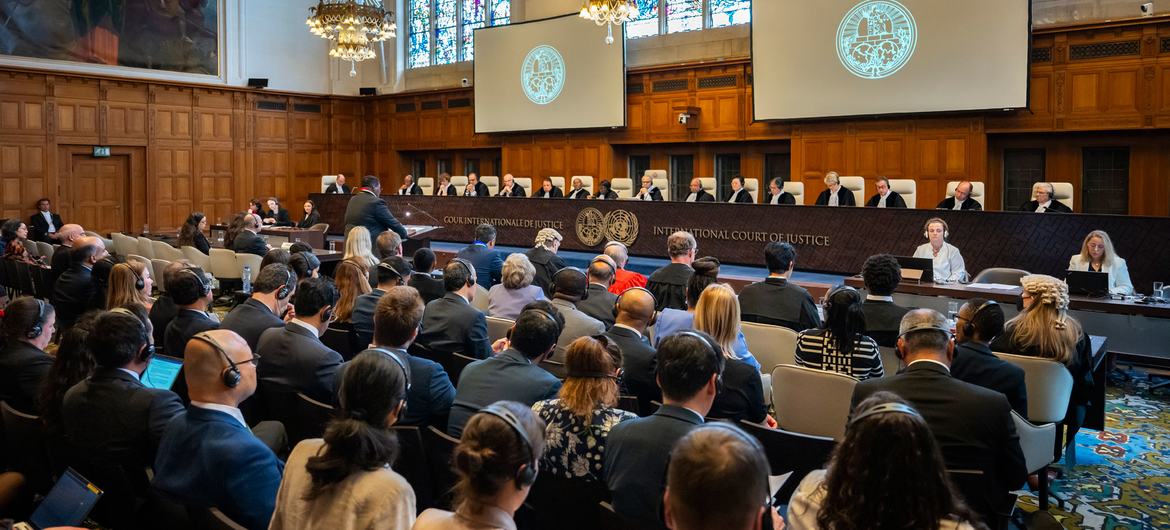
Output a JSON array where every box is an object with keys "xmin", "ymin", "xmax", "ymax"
[
  {"xmin": 29, "ymin": 468, "xmax": 103, "ymax": 530},
  {"xmin": 142, "ymin": 355, "xmax": 184, "ymax": 390}
]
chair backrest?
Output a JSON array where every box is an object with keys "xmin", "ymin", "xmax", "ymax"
[
  {"xmin": 235, "ymin": 252, "xmax": 263, "ymax": 280},
  {"xmin": 1043, "ymin": 181, "xmax": 1074, "ymax": 210},
  {"xmin": 599, "ymin": 501, "xmax": 641, "ymax": 530},
  {"xmin": 321, "ymin": 175, "xmax": 338, "ymax": 193},
  {"xmin": 36, "ymin": 241, "xmax": 54, "ymax": 259},
  {"xmin": 972, "ymin": 267, "xmax": 1030, "ymax": 285},
  {"xmin": 771, "ymin": 364, "xmax": 859, "ymax": 440},
  {"xmin": 321, "ymin": 323, "xmax": 360, "ymax": 361},
  {"xmin": 136, "ymin": 237, "xmax": 156, "ymax": 259},
  {"xmin": 390, "ymin": 425, "xmax": 433, "ymax": 510},
  {"xmin": 571, "ymin": 176, "xmax": 595, "ymax": 195},
  {"xmin": 451, "ymin": 175, "xmax": 469, "ymax": 190},
  {"xmin": 642, "ymin": 169, "xmax": 667, "ymax": 181},
  {"xmin": 992, "ymin": 352, "xmax": 1074, "ymax": 424},
  {"xmin": 786, "ymin": 181, "xmax": 806, "ymax": 205},
  {"xmin": 291, "ymin": 392, "xmax": 335, "ymax": 444},
  {"xmin": 839, "ymin": 176, "xmax": 865, "ymax": 205},
  {"xmin": 528, "ymin": 472, "xmax": 609, "ymax": 530},
  {"xmin": 2, "ymin": 400, "xmax": 52, "ymax": 491},
  {"xmin": 153, "ymin": 240, "xmax": 183, "ymax": 261},
  {"xmin": 549, "ymin": 176, "xmax": 565, "ymax": 190},
  {"xmin": 308, "ymin": 223, "xmax": 330, "ymax": 233},
  {"xmin": 889, "ymin": 178, "xmax": 917, "ymax": 208},
  {"xmin": 471, "ymin": 284, "xmax": 490, "ymax": 312},
  {"xmin": 425, "ymin": 425, "xmax": 461, "ymax": 509},
  {"xmin": 740, "ymin": 322, "xmax": 798, "ymax": 373},
  {"xmin": 486, "ymin": 316, "xmax": 514, "ymax": 343},
  {"xmin": 126, "ymin": 254, "xmax": 154, "ymax": 286},
  {"xmin": 878, "ymin": 346, "xmax": 901, "ymax": 377},
  {"xmin": 111, "ymin": 232, "xmax": 137, "ymax": 257},
  {"xmin": 206, "ymin": 507, "xmax": 248, "ymax": 530},
  {"xmin": 151, "ymin": 259, "xmax": 171, "ymax": 291},
  {"xmin": 514, "ymin": 177, "xmax": 532, "ymax": 196},
  {"xmin": 209, "ymin": 248, "xmax": 241, "ymax": 280},
  {"xmin": 445, "ymin": 352, "xmax": 479, "ymax": 390},
  {"xmin": 743, "ymin": 178, "xmax": 759, "ymax": 202},
  {"xmin": 481, "ymin": 176, "xmax": 500, "ymax": 196},
  {"xmin": 1010, "ymin": 410, "xmax": 1057, "ymax": 474},
  {"xmin": 610, "ymin": 178, "xmax": 635, "ymax": 199},
  {"xmin": 418, "ymin": 177, "xmax": 435, "ymax": 196},
  {"xmin": 181, "ymin": 246, "xmax": 211, "ymax": 270},
  {"xmin": 738, "ymin": 419, "xmax": 835, "ymax": 502},
  {"xmin": 945, "ymin": 181, "xmax": 986, "ymax": 200}
]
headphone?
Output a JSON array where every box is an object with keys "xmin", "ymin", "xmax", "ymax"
[
  {"xmin": 823, "ymin": 285, "xmax": 859, "ymax": 312},
  {"xmin": 962, "ymin": 300, "xmax": 999, "ymax": 337},
  {"xmin": 367, "ymin": 347, "xmax": 412, "ymax": 392},
  {"xmin": 519, "ymin": 307, "xmax": 563, "ymax": 340},
  {"xmin": 923, "ymin": 218, "xmax": 950, "ymax": 240},
  {"xmin": 26, "ymin": 298, "xmax": 47, "ymax": 339},
  {"xmin": 127, "ymin": 264, "xmax": 145, "ymax": 291},
  {"xmin": 181, "ymin": 268, "xmax": 212, "ymax": 297},
  {"xmin": 894, "ymin": 319, "xmax": 954, "ymax": 360},
  {"xmin": 191, "ymin": 331, "xmax": 241, "ymax": 389},
  {"xmin": 590, "ymin": 256, "xmax": 617, "ymax": 284},
  {"xmin": 552, "ymin": 267, "xmax": 589, "ymax": 300},
  {"xmin": 377, "ymin": 260, "xmax": 406, "ymax": 284},
  {"xmin": 110, "ymin": 307, "xmax": 155, "ymax": 362},
  {"xmin": 676, "ymin": 330, "xmax": 724, "ymax": 392},
  {"xmin": 613, "ymin": 286, "xmax": 658, "ymax": 327},
  {"xmin": 276, "ymin": 268, "xmax": 293, "ymax": 300},
  {"xmin": 849, "ymin": 402, "xmax": 922, "ymax": 426},
  {"xmin": 451, "ymin": 258, "xmax": 476, "ymax": 288},
  {"xmin": 478, "ymin": 403, "xmax": 538, "ymax": 488}
]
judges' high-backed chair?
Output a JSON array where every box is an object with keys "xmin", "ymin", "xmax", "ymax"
[
  {"xmin": 945, "ymin": 181, "xmax": 986, "ymax": 201},
  {"xmin": 786, "ymin": 182, "xmax": 806, "ymax": 205},
  {"xmin": 643, "ymin": 170, "xmax": 670, "ymax": 201},
  {"xmin": 611, "ymin": 178, "xmax": 635, "ymax": 199},
  {"xmin": 451, "ymin": 176, "xmax": 469, "ymax": 192},
  {"xmin": 889, "ymin": 179, "xmax": 917, "ymax": 208},
  {"xmin": 515, "ymin": 177, "xmax": 532, "ymax": 196},
  {"xmin": 481, "ymin": 176, "xmax": 500, "ymax": 196},
  {"xmin": 549, "ymin": 176, "xmax": 565, "ymax": 191},
  {"xmin": 571, "ymin": 176, "xmax": 595, "ymax": 196},
  {"xmin": 741, "ymin": 322, "xmax": 798, "ymax": 373},
  {"xmin": 698, "ymin": 178, "xmax": 717, "ymax": 197},
  {"xmin": 654, "ymin": 178, "xmax": 670, "ymax": 201},
  {"xmin": 1039, "ymin": 181, "xmax": 1075, "ymax": 210},
  {"xmin": 839, "ymin": 176, "xmax": 865, "ymax": 206},
  {"xmin": 771, "ymin": 364, "xmax": 858, "ymax": 440},
  {"xmin": 320, "ymin": 175, "xmax": 338, "ymax": 193},
  {"xmin": 418, "ymin": 177, "xmax": 435, "ymax": 196},
  {"xmin": 744, "ymin": 178, "xmax": 760, "ymax": 203}
]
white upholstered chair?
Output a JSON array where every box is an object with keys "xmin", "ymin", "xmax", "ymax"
[
  {"xmin": 418, "ymin": 177, "xmax": 435, "ymax": 196},
  {"xmin": 889, "ymin": 179, "xmax": 917, "ymax": 208},
  {"xmin": 571, "ymin": 176, "xmax": 595, "ymax": 196},
  {"xmin": 744, "ymin": 178, "xmax": 760, "ymax": 203},
  {"xmin": 698, "ymin": 177, "xmax": 717, "ymax": 196},
  {"xmin": 320, "ymin": 175, "xmax": 337, "ymax": 193},
  {"xmin": 786, "ymin": 182, "xmax": 806, "ymax": 205},
  {"xmin": 741, "ymin": 322, "xmax": 798, "ymax": 373},
  {"xmin": 771, "ymin": 364, "xmax": 858, "ymax": 441},
  {"xmin": 549, "ymin": 176, "xmax": 565, "ymax": 190},
  {"xmin": 1037, "ymin": 181, "xmax": 1075, "ymax": 210},
  {"xmin": 839, "ymin": 176, "xmax": 865, "ymax": 206},
  {"xmin": 514, "ymin": 177, "xmax": 532, "ymax": 196},
  {"xmin": 451, "ymin": 175, "xmax": 469, "ymax": 192},
  {"xmin": 481, "ymin": 176, "xmax": 500, "ymax": 196},
  {"xmin": 611, "ymin": 178, "xmax": 635, "ymax": 199},
  {"xmin": 945, "ymin": 181, "xmax": 986, "ymax": 201}
]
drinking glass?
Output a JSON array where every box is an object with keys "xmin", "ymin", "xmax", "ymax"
[
  {"xmin": 1155, "ymin": 282, "xmax": 1165, "ymax": 299},
  {"xmin": 947, "ymin": 301, "xmax": 960, "ymax": 323}
]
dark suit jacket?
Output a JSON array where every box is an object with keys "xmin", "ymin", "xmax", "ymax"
[
  {"xmin": 409, "ymin": 272, "xmax": 446, "ymax": 304},
  {"xmin": 221, "ymin": 298, "xmax": 284, "ymax": 353},
  {"xmin": 860, "ymin": 299, "xmax": 911, "ymax": 347},
  {"xmin": 344, "ymin": 190, "xmax": 409, "ymax": 245},
  {"xmin": 728, "ymin": 188, "xmax": 754, "ymax": 203},
  {"xmin": 646, "ymin": 263, "xmax": 693, "ymax": 311},
  {"xmin": 951, "ymin": 341, "xmax": 1029, "ymax": 416},
  {"xmin": 533, "ymin": 187, "xmax": 563, "ymax": 198},
  {"xmin": 851, "ymin": 362, "xmax": 1026, "ymax": 521},
  {"xmin": 191, "ymin": 232, "xmax": 212, "ymax": 255},
  {"xmin": 51, "ymin": 264, "xmax": 95, "ymax": 330},
  {"xmin": 50, "ymin": 244, "xmax": 72, "ymax": 284},
  {"xmin": 936, "ymin": 197, "xmax": 983, "ymax": 210},
  {"xmin": 418, "ymin": 292, "xmax": 492, "ymax": 359},
  {"xmin": 576, "ymin": 283, "xmax": 618, "ymax": 329},
  {"xmin": 464, "ymin": 182, "xmax": 490, "ymax": 197},
  {"xmin": 165, "ymin": 309, "xmax": 220, "ymax": 359},
  {"xmin": 28, "ymin": 211, "xmax": 63, "ymax": 242},
  {"xmin": 497, "ymin": 185, "xmax": 526, "ymax": 197},
  {"xmin": 336, "ymin": 348, "xmax": 455, "ymax": 429},
  {"xmin": 1019, "ymin": 199, "xmax": 1072, "ymax": 213},
  {"xmin": 152, "ymin": 407, "xmax": 283, "ymax": 530},
  {"xmin": 351, "ymin": 288, "xmax": 385, "ymax": 347},
  {"xmin": 567, "ymin": 188, "xmax": 591, "ymax": 199},
  {"xmin": 264, "ymin": 208, "xmax": 292, "ymax": 227},
  {"xmin": 766, "ymin": 192, "xmax": 796, "ymax": 205},
  {"xmin": 150, "ymin": 295, "xmax": 179, "ymax": 354},
  {"xmin": 256, "ymin": 322, "xmax": 343, "ymax": 403},
  {"xmin": 814, "ymin": 188, "xmax": 857, "ymax": 206},
  {"xmin": 605, "ymin": 404, "xmax": 703, "ymax": 525},
  {"xmin": 709, "ymin": 358, "xmax": 767, "ymax": 423},
  {"xmin": 296, "ymin": 211, "xmax": 321, "ymax": 229},
  {"xmin": 232, "ymin": 230, "xmax": 269, "ymax": 257},
  {"xmin": 436, "ymin": 184, "xmax": 458, "ymax": 196},
  {"xmin": 683, "ymin": 190, "xmax": 714, "ymax": 202},
  {"xmin": 865, "ymin": 191, "xmax": 908, "ymax": 208},
  {"xmin": 0, "ymin": 341, "xmax": 53, "ymax": 414},
  {"xmin": 398, "ymin": 183, "xmax": 424, "ymax": 195},
  {"xmin": 525, "ymin": 246, "xmax": 567, "ymax": 297},
  {"xmin": 324, "ymin": 183, "xmax": 351, "ymax": 194},
  {"xmin": 446, "ymin": 348, "xmax": 562, "ymax": 437},
  {"xmin": 604, "ymin": 325, "xmax": 659, "ymax": 412},
  {"xmin": 595, "ymin": 190, "xmax": 619, "ymax": 200},
  {"xmin": 636, "ymin": 187, "xmax": 664, "ymax": 201},
  {"xmin": 457, "ymin": 243, "xmax": 503, "ymax": 289},
  {"xmin": 739, "ymin": 277, "xmax": 822, "ymax": 332}
]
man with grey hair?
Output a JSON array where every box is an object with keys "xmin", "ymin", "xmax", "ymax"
[
  {"xmin": 865, "ymin": 176, "xmax": 907, "ymax": 208},
  {"xmin": 50, "ymin": 223, "xmax": 85, "ymax": 283},
  {"xmin": 815, "ymin": 170, "xmax": 855, "ymax": 206},
  {"xmin": 647, "ymin": 231, "xmax": 696, "ymax": 311},
  {"xmin": 376, "ymin": 229, "xmax": 403, "ymax": 258},
  {"xmin": 605, "ymin": 241, "xmax": 647, "ymax": 295},
  {"xmin": 851, "ymin": 309, "xmax": 1025, "ymax": 527},
  {"xmin": 497, "ymin": 173, "xmax": 526, "ymax": 197},
  {"xmin": 1020, "ymin": 182, "xmax": 1072, "ymax": 213},
  {"xmin": 525, "ymin": 227, "xmax": 567, "ymax": 296}
]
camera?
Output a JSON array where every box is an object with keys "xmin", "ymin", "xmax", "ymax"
[
  {"xmin": 461, "ymin": 77, "xmax": 470, "ymax": 87},
  {"xmin": 1141, "ymin": 2, "xmax": 1153, "ymax": 15},
  {"xmin": 677, "ymin": 113, "xmax": 689, "ymax": 124}
]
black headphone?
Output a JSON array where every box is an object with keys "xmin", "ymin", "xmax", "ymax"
[
  {"xmin": 519, "ymin": 307, "xmax": 563, "ymax": 341},
  {"xmin": 128, "ymin": 264, "xmax": 145, "ymax": 291},
  {"xmin": 849, "ymin": 402, "xmax": 922, "ymax": 426},
  {"xmin": 478, "ymin": 403, "xmax": 538, "ymax": 489},
  {"xmin": 552, "ymin": 267, "xmax": 589, "ymax": 300},
  {"xmin": 823, "ymin": 285, "xmax": 860, "ymax": 312},
  {"xmin": 26, "ymin": 298, "xmax": 47, "ymax": 339},
  {"xmin": 109, "ymin": 307, "xmax": 155, "ymax": 363},
  {"xmin": 191, "ymin": 331, "xmax": 241, "ymax": 389},
  {"xmin": 613, "ymin": 286, "xmax": 658, "ymax": 327},
  {"xmin": 182, "ymin": 268, "xmax": 212, "ymax": 297},
  {"xmin": 377, "ymin": 260, "xmax": 406, "ymax": 283},
  {"xmin": 367, "ymin": 347, "xmax": 412, "ymax": 392},
  {"xmin": 451, "ymin": 257, "xmax": 476, "ymax": 288},
  {"xmin": 894, "ymin": 319, "xmax": 954, "ymax": 360},
  {"xmin": 590, "ymin": 256, "xmax": 616, "ymax": 283},
  {"xmin": 962, "ymin": 300, "xmax": 999, "ymax": 337},
  {"xmin": 276, "ymin": 268, "xmax": 293, "ymax": 300},
  {"xmin": 676, "ymin": 330, "xmax": 724, "ymax": 392}
]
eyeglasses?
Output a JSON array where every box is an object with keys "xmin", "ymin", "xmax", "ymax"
[{"xmin": 236, "ymin": 354, "xmax": 261, "ymax": 366}]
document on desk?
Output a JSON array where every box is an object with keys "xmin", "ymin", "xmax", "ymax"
[{"xmin": 967, "ymin": 283, "xmax": 1021, "ymax": 290}]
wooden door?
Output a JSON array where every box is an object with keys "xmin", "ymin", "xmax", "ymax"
[{"xmin": 70, "ymin": 155, "xmax": 128, "ymax": 235}]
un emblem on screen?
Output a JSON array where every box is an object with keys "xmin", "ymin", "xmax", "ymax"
[
  {"xmin": 836, "ymin": 0, "xmax": 917, "ymax": 80},
  {"xmin": 521, "ymin": 45, "xmax": 565, "ymax": 105}
]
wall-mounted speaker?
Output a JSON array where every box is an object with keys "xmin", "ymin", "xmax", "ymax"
[
  {"xmin": 247, "ymin": 78, "xmax": 269, "ymax": 89},
  {"xmin": 359, "ymin": 87, "xmax": 377, "ymax": 96}
]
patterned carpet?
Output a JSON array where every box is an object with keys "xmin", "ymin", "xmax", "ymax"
[{"xmin": 1016, "ymin": 374, "xmax": 1170, "ymax": 529}]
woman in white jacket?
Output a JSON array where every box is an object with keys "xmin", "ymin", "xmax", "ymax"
[{"xmin": 1068, "ymin": 230, "xmax": 1133, "ymax": 296}]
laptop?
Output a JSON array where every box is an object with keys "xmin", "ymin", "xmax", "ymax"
[
  {"xmin": 894, "ymin": 256, "xmax": 934, "ymax": 284},
  {"xmin": 1067, "ymin": 270, "xmax": 1109, "ymax": 297},
  {"xmin": 142, "ymin": 355, "xmax": 184, "ymax": 390},
  {"xmin": 23, "ymin": 468, "xmax": 103, "ymax": 530}
]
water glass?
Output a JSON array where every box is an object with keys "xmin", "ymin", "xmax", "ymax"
[
  {"xmin": 1155, "ymin": 282, "xmax": 1165, "ymax": 298},
  {"xmin": 947, "ymin": 301, "xmax": 959, "ymax": 320}
]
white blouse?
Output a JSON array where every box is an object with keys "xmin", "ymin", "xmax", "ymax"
[
  {"xmin": 913, "ymin": 242, "xmax": 968, "ymax": 283},
  {"xmin": 1068, "ymin": 255, "xmax": 1134, "ymax": 296}
]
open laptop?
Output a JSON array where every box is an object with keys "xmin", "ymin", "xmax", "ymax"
[
  {"xmin": 894, "ymin": 256, "xmax": 934, "ymax": 284},
  {"xmin": 1067, "ymin": 270, "xmax": 1109, "ymax": 297},
  {"xmin": 20, "ymin": 468, "xmax": 103, "ymax": 530},
  {"xmin": 142, "ymin": 355, "xmax": 184, "ymax": 390}
]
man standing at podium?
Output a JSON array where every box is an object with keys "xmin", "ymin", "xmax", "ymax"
[{"xmin": 345, "ymin": 175, "xmax": 408, "ymax": 248}]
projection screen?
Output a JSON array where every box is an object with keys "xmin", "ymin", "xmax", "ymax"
[
  {"xmin": 474, "ymin": 14, "xmax": 626, "ymax": 134},
  {"xmin": 752, "ymin": 0, "xmax": 1030, "ymax": 120}
]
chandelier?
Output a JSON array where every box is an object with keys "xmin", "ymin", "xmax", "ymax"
[
  {"xmin": 579, "ymin": 0, "xmax": 640, "ymax": 45},
  {"xmin": 306, "ymin": 0, "xmax": 396, "ymax": 77}
]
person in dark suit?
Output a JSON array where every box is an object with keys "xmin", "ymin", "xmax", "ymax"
[
  {"xmin": 765, "ymin": 178, "xmax": 796, "ymax": 206},
  {"xmin": 257, "ymin": 277, "xmax": 344, "ymax": 404},
  {"xmin": 951, "ymin": 299, "xmax": 1028, "ymax": 416},
  {"xmin": 434, "ymin": 173, "xmax": 458, "ymax": 196},
  {"xmin": 496, "ymin": 174, "xmax": 527, "ymax": 197},
  {"xmin": 336, "ymin": 286, "xmax": 455, "ymax": 429},
  {"xmin": 682, "ymin": 178, "xmax": 715, "ymax": 202},
  {"xmin": 739, "ymin": 242, "xmax": 821, "ymax": 332},
  {"xmin": 603, "ymin": 287, "xmax": 659, "ymax": 413},
  {"xmin": 726, "ymin": 176, "xmax": 754, "ymax": 203},
  {"xmin": 646, "ymin": 231, "xmax": 696, "ymax": 311},
  {"xmin": 860, "ymin": 254, "xmax": 911, "ymax": 348},
  {"xmin": 352, "ymin": 256, "xmax": 410, "ymax": 346},
  {"xmin": 567, "ymin": 177, "xmax": 591, "ymax": 199},
  {"xmin": 221, "ymin": 264, "xmax": 297, "ymax": 352},
  {"xmin": 1019, "ymin": 182, "xmax": 1072, "ymax": 213},
  {"xmin": 0, "ymin": 297, "xmax": 56, "ymax": 414},
  {"xmin": 177, "ymin": 213, "xmax": 212, "ymax": 255},
  {"xmin": 324, "ymin": 174, "xmax": 351, "ymax": 194},
  {"xmin": 576, "ymin": 255, "xmax": 619, "ymax": 329},
  {"xmin": 456, "ymin": 223, "xmax": 504, "ymax": 289},
  {"xmin": 152, "ymin": 330, "xmax": 284, "ymax": 530},
  {"xmin": 164, "ymin": 268, "xmax": 219, "ymax": 359},
  {"xmin": 445, "ymin": 302, "xmax": 565, "ymax": 437},
  {"xmin": 296, "ymin": 200, "xmax": 321, "ymax": 229},
  {"xmin": 533, "ymin": 179, "xmax": 563, "ymax": 198},
  {"xmin": 51, "ymin": 236, "xmax": 107, "ymax": 331},
  {"xmin": 525, "ymin": 228, "xmax": 566, "ymax": 296},
  {"xmin": 28, "ymin": 197, "xmax": 64, "ymax": 243},
  {"xmin": 666, "ymin": 424, "xmax": 777, "ymax": 530},
  {"xmin": 594, "ymin": 180, "xmax": 619, "ymax": 200},
  {"xmin": 262, "ymin": 198, "xmax": 292, "ymax": 227},
  {"xmin": 343, "ymin": 175, "xmax": 409, "ymax": 249},
  {"xmin": 463, "ymin": 173, "xmax": 490, "ymax": 197},
  {"xmin": 397, "ymin": 174, "xmax": 424, "ymax": 195},
  {"xmin": 814, "ymin": 171, "xmax": 856, "ymax": 206},
  {"xmin": 636, "ymin": 175, "xmax": 664, "ymax": 201},
  {"xmin": 49, "ymin": 224, "xmax": 84, "ymax": 284},
  {"xmin": 149, "ymin": 260, "xmax": 188, "ymax": 352},
  {"xmin": 605, "ymin": 331, "xmax": 724, "ymax": 526},
  {"xmin": 416, "ymin": 259, "xmax": 493, "ymax": 360},
  {"xmin": 408, "ymin": 248, "xmax": 446, "ymax": 304},
  {"xmin": 936, "ymin": 181, "xmax": 983, "ymax": 210},
  {"xmin": 232, "ymin": 214, "xmax": 270, "ymax": 257},
  {"xmin": 851, "ymin": 309, "xmax": 1026, "ymax": 526},
  {"xmin": 865, "ymin": 177, "xmax": 907, "ymax": 208}
]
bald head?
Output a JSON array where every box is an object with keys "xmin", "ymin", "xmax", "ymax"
[
  {"xmin": 615, "ymin": 288, "xmax": 656, "ymax": 329},
  {"xmin": 58, "ymin": 224, "xmax": 84, "ymax": 245},
  {"xmin": 70, "ymin": 236, "xmax": 106, "ymax": 266},
  {"xmin": 185, "ymin": 330, "xmax": 256, "ymax": 404},
  {"xmin": 588, "ymin": 255, "xmax": 617, "ymax": 284}
]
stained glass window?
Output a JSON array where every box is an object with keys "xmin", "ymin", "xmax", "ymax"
[
  {"xmin": 461, "ymin": 0, "xmax": 485, "ymax": 61},
  {"xmin": 709, "ymin": 0, "xmax": 750, "ymax": 28},
  {"xmin": 434, "ymin": 0, "xmax": 458, "ymax": 65},
  {"xmin": 408, "ymin": 0, "xmax": 510, "ymax": 68},
  {"xmin": 625, "ymin": 0, "xmax": 750, "ymax": 41},
  {"xmin": 665, "ymin": 0, "xmax": 702, "ymax": 33},
  {"xmin": 626, "ymin": 0, "xmax": 660, "ymax": 39}
]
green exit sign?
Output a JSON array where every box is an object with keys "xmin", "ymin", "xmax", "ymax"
[{"xmin": 92, "ymin": 146, "xmax": 111, "ymax": 158}]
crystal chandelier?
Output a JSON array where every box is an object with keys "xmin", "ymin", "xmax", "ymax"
[
  {"xmin": 579, "ymin": 0, "xmax": 639, "ymax": 45},
  {"xmin": 307, "ymin": 0, "xmax": 396, "ymax": 77}
]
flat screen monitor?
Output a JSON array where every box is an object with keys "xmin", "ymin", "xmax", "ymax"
[
  {"xmin": 1067, "ymin": 270, "xmax": 1109, "ymax": 297},
  {"xmin": 895, "ymin": 255, "xmax": 934, "ymax": 284}
]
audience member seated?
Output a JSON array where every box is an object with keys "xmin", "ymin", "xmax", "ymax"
[
  {"xmin": 223, "ymin": 213, "xmax": 247, "ymax": 249},
  {"xmin": 653, "ymin": 257, "xmax": 754, "ymax": 360},
  {"xmin": 39, "ymin": 312, "xmax": 98, "ymax": 460},
  {"xmin": 567, "ymin": 177, "xmax": 591, "ymax": 199},
  {"xmin": 434, "ymin": 173, "xmax": 457, "ymax": 196},
  {"xmin": 343, "ymin": 175, "xmax": 409, "ymax": 245},
  {"xmin": 222, "ymin": 264, "xmax": 297, "ymax": 352},
  {"xmin": 3, "ymin": 236, "xmax": 45, "ymax": 267},
  {"xmin": 525, "ymin": 228, "xmax": 567, "ymax": 296},
  {"xmin": 164, "ymin": 267, "xmax": 219, "ymax": 359},
  {"xmin": 51, "ymin": 236, "xmax": 107, "ymax": 331},
  {"xmin": 1020, "ymin": 182, "xmax": 1072, "ymax": 213},
  {"xmin": 49, "ymin": 223, "xmax": 84, "ymax": 283},
  {"xmin": 647, "ymin": 231, "xmax": 697, "ymax": 311},
  {"xmin": 575, "ymin": 255, "xmax": 619, "ymax": 329},
  {"xmin": 261, "ymin": 248, "xmax": 291, "ymax": 271},
  {"xmin": 814, "ymin": 171, "xmax": 855, "ymax": 206},
  {"xmin": 415, "ymin": 401, "xmax": 544, "ymax": 530},
  {"xmin": 605, "ymin": 241, "xmax": 648, "ymax": 295},
  {"xmin": 457, "ymin": 223, "xmax": 504, "ymax": 289},
  {"xmin": 1069, "ymin": 230, "xmax": 1133, "ymax": 295},
  {"xmin": 549, "ymin": 267, "xmax": 606, "ymax": 358},
  {"xmin": 271, "ymin": 352, "xmax": 416, "ymax": 530},
  {"xmin": 417, "ymin": 258, "xmax": 493, "ymax": 359},
  {"xmin": 0, "ymin": 218, "xmax": 22, "ymax": 255},
  {"xmin": 951, "ymin": 299, "xmax": 1027, "ymax": 416},
  {"xmin": 399, "ymin": 173, "xmax": 424, "ymax": 195},
  {"xmin": 343, "ymin": 225, "xmax": 380, "ymax": 287},
  {"xmin": 297, "ymin": 200, "xmax": 321, "ymax": 229},
  {"xmin": 766, "ymin": 178, "xmax": 796, "ymax": 205},
  {"xmin": 695, "ymin": 285, "xmax": 765, "ymax": 422},
  {"xmin": 594, "ymin": 180, "xmax": 618, "ymax": 200},
  {"xmin": 233, "ymin": 213, "xmax": 270, "ymax": 257},
  {"xmin": 739, "ymin": 242, "xmax": 821, "ymax": 332},
  {"xmin": 604, "ymin": 331, "xmax": 723, "ymax": 526},
  {"xmin": 289, "ymin": 250, "xmax": 321, "ymax": 281},
  {"xmin": 488, "ymin": 253, "xmax": 546, "ymax": 320},
  {"xmin": 796, "ymin": 286, "xmax": 884, "ymax": 380},
  {"xmin": 636, "ymin": 174, "xmax": 664, "ymax": 201},
  {"xmin": 682, "ymin": 178, "xmax": 714, "ymax": 202},
  {"xmin": 860, "ymin": 254, "xmax": 911, "ymax": 347},
  {"xmin": 28, "ymin": 197, "xmax": 65, "ymax": 243},
  {"xmin": 787, "ymin": 392, "xmax": 984, "ymax": 530},
  {"xmin": 913, "ymin": 217, "xmax": 968, "ymax": 283},
  {"xmin": 533, "ymin": 179, "xmax": 563, "ymax": 198},
  {"xmin": 178, "ymin": 213, "xmax": 211, "ymax": 255},
  {"xmin": 150, "ymin": 259, "xmax": 190, "ymax": 353},
  {"xmin": 377, "ymin": 229, "xmax": 403, "ymax": 258},
  {"xmin": 463, "ymin": 172, "xmax": 490, "ymax": 197},
  {"xmin": 289, "ymin": 240, "xmax": 313, "ymax": 256},
  {"xmin": 665, "ymin": 423, "xmax": 779, "ymax": 530},
  {"xmin": 256, "ymin": 277, "xmax": 344, "ymax": 403},
  {"xmin": 852, "ymin": 309, "xmax": 1025, "ymax": 526},
  {"xmin": 497, "ymin": 173, "xmax": 526, "ymax": 197},
  {"xmin": 107, "ymin": 260, "xmax": 154, "ymax": 311},
  {"xmin": 533, "ymin": 336, "xmax": 636, "ymax": 482},
  {"xmin": 88, "ymin": 255, "xmax": 119, "ymax": 311},
  {"xmin": 334, "ymin": 259, "xmax": 373, "ymax": 325},
  {"xmin": 408, "ymin": 247, "xmax": 445, "ymax": 304},
  {"xmin": 937, "ymin": 181, "xmax": 983, "ymax": 211},
  {"xmin": 446, "ymin": 303, "xmax": 564, "ymax": 437},
  {"xmin": 264, "ymin": 197, "xmax": 293, "ymax": 226},
  {"xmin": 153, "ymin": 330, "xmax": 284, "ymax": 530},
  {"xmin": 865, "ymin": 176, "xmax": 907, "ymax": 208},
  {"xmin": 0, "ymin": 297, "xmax": 56, "ymax": 414},
  {"xmin": 604, "ymin": 287, "xmax": 660, "ymax": 412},
  {"xmin": 726, "ymin": 175, "xmax": 753, "ymax": 203},
  {"xmin": 353, "ymin": 256, "xmax": 411, "ymax": 346}
]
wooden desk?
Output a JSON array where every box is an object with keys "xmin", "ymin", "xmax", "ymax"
[{"xmin": 209, "ymin": 225, "xmax": 326, "ymax": 250}]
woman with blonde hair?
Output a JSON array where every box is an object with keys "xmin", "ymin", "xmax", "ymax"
[
  {"xmin": 333, "ymin": 259, "xmax": 372, "ymax": 323},
  {"xmin": 488, "ymin": 253, "xmax": 546, "ymax": 320},
  {"xmin": 345, "ymin": 226, "xmax": 380, "ymax": 286},
  {"xmin": 107, "ymin": 260, "xmax": 154, "ymax": 311},
  {"xmin": 532, "ymin": 335, "xmax": 636, "ymax": 482},
  {"xmin": 1068, "ymin": 230, "xmax": 1133, "ymax": 295},
  {"xmin": 694, "ymin": 283, "xmax": 768, "ymax": 424}
]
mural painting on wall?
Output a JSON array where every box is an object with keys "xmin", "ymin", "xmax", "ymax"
[{"xmin": 0, "ymin": 0, "xmax": 219, "ymax": 75}]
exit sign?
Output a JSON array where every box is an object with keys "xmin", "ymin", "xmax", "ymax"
[{"xmin": 92, "ymin": 146, "xmax": 111, "ymax": 158}]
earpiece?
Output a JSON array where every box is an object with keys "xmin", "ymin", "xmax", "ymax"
[
  {"xmin": 849, "ymin": 402, "xmax": 922, "ymax": 426},
  {"xmin": 553, "ymin": 267, "xmax": 589, "ymax": 300},
  {"xmin": 451, "ymin": 258, "xmax": 475, "ymax": 288},
  {"xmin": 590, "ymin": 256, "xmax": 616, "ymax": 283},
  {"xmin": 677, "ymin": 330, "xmax": 724, "ymax": 393},
  {"xmin": 181, "ymin": 268, "xmax": 212, "ymax": 297},
  {"xmin": 26, "ymin": 299, "xmax": 47, "ymax": 339},
  {"xmin": 276, "ymin": 268, "xmax": 293, "ymax": 300},
  {"xmin": 109, "ymin": 307, "xmax": 154, "ymax": 362},
  {"xmin": 613, "ymin": 286, "xmax": 658, "ymax": 327},
  {"xmin": 130, "ymin": 266, "xmax": 145, "ymax": 291},
  {"xmin": 962, "ymin": 300, "xmax": 999, "ymax": 337},
  {"xmin": 478, "ymin": 404, "xmax": 538, "ymax": 488},
  {"xmin": 823, "ymin": 285, "xmax": 859, "ymax": 313},
  {"xmin": 923, "ymin": 218, "xmax": 950, "ymax": 240},
  {"xmin": 191, "ymin": 332, "xmax": 241, "ymax": 389},
  {"xmin": 367, "ymin": 348, "xmax": 412, "ymax": 393}
]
